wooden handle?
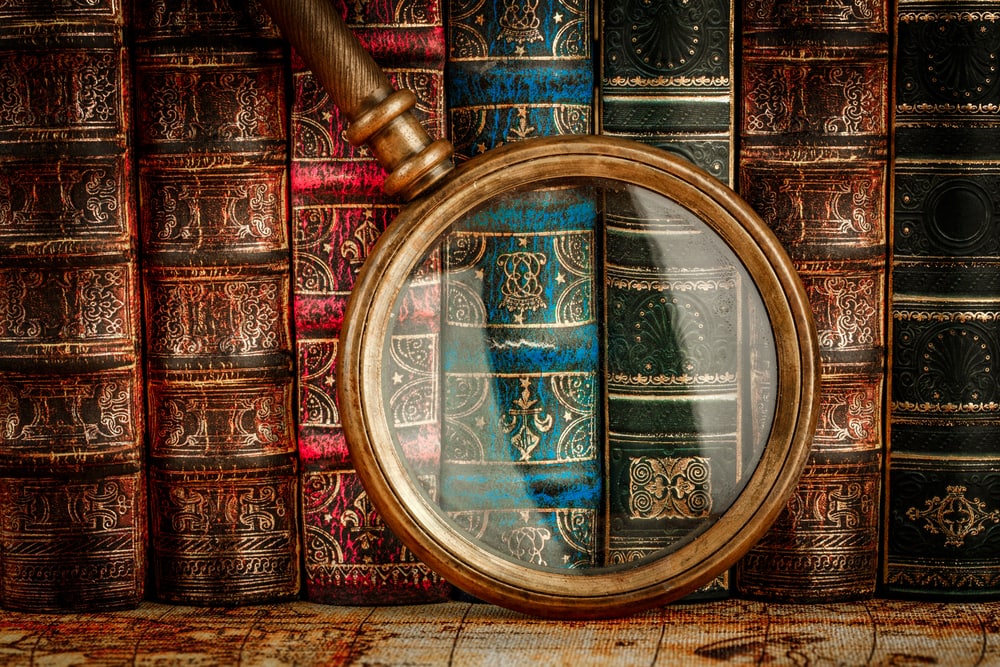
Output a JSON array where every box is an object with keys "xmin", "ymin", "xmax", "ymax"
[{"xmin": 260, "ymin": 0, "xmax": 454, "ymax": 200}]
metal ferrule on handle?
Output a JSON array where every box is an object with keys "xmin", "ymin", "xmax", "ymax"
[{"xmin": 260, "ymin": 0, "xmax": 454, "ymax": 200}]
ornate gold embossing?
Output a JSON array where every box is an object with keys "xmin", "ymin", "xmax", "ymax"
[
  {"xmin": 498, "ymin": 0, "xmax": 542, "ymax": 44},
  {"xmin": 907, "ymin": 485, "xmax": 1000, "ymax": 548},
  {"xmin": 503, "ymin": 521, "xmax": 552, "ymax": 566},
  {"xmin": 340, "ymin": 209, "xmax": 380, "ymax": 276},
  {"xmin": 496, "ymin": 251, "xmax": 547, "ymax": 318},
  {"xmin": 628, "ymin": 456, "xmax": 712, "ymax": 520},
  {"xmin": 340, "ymin": 490, "xmax": 386, "ymax": 553},
  {"xmin": 500, "ymin": 377, "xmax": 554, "ymax": 461}
]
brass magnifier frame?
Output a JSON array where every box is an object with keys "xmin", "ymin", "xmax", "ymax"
[{"xmin": 262, "ymin": 0, "xmax": 821, "ymax": 619}]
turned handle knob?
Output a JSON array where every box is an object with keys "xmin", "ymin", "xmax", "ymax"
[{"xmin": 260, "ymin": 0, "xmax": 454, "ymax": 200}]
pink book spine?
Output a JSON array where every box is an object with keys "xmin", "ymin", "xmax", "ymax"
[{"xmin": 290, "ymin": 0, "xmax": 452, "ymax": 603}]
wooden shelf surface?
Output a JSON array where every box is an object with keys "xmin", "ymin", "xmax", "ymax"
[{"xmin": 2, "ymin": 598, "xmax": 999, "ymax": 665}]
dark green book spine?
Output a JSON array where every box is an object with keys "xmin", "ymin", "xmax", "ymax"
[
  {"xmin": 599, "ymin": 0, "xmax": 735, "ymax": 186},
  {"xmin": 885, "ymin": 2, "xmax": 1000, "ymax": 598},
  {"xmin": 599, "ymin": 0, "xmax": 736, "ymax": 599},
  {"xmin": 603, "ymin": 201, "xmax": 761, "ymax": 588}
]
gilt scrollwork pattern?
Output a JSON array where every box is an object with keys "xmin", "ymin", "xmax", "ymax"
[
  {"xmin": 628, "ymin": 456, "xmax": 712, "ymax": 520},
  {"xmin": 297, "ymin": 338, "xmax": 340, "ymax": 430},
  {"xmin": 0, "ymin": 266, "xmax": 131, "ymax": 343},
  {"xmin": 0, "ymin": 474, "xmax": 144, "ymax": 607},
  {"xmin": 743, "ymin": 60, "xmax": 886, "ymax": 138},
  {"xmin": 135, "ymin": 6, "xmax": 298, "ymax": 604},
  {"xmin": 135, "ymin": 57, "xmax": 283, "ymax": 147},
  {"xmin": 449, "ymin": 0, "xmax": 588, "ymax": 60},
  {"xmin": 387, "ymin": 334, "xmax": 438, "ymax": 429},
  {"xmin": 300, "ymin": 470, "xmax": 446, "ymax": 599},
  {"xmin": 0, "ymin": 49, "xmax": 119, "ymax": 132},
  {"xmin": 148, "ymin": 382, "xmax": 293, "ymax": 458},
  {"xmin": 145, "ymin": 274, "xmax": 288, "ymax": 359},
  {"xmin": 151, "ymin": 471, "xmax": 298, "ymax": 599},
  {"xmin": 0, "ymin": 161, "xmax": 125, "ymax": 237},
  {"xmin": 143, "ymin": 173, "xmax": 285, "ymax": 255},
  {"xmin": 606, "ymin": 271, "xmax": 738, "ymax": 386},
  {"xmin": 744, "ymin": 0, "xmax": 883, "ymax": 31},
  {"xmin": 907, "ymin": 486, "xmax": 1000, "ymax": 549},
  {"xmin": 448, "ymin": 508, "xmax": 596, "ymax": 568}
]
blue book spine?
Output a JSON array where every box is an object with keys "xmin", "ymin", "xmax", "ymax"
[{"xmin": 440, "ymin": 191, "xmax": 601, "ymax": 569}]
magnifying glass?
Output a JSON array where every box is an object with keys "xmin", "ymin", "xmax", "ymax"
[{"xmin": 262, "ymin": 0, "xmax": 820, "ymax": 619}]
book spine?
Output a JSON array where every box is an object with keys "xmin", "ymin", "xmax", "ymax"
[
  {"xmin": 734, "ymin": 2, "xmax": 889, "ymax": 601},
  {"xmin": 445, "ymin": 0, "xmax": 593, "ymax": 159},
  {"xmin": 599, "ymin": 0, "xmax": 735, "ymax": 186},
  {"xmin": 0, "ymin": 0, "xmax": 146, "ymax": 612},
  {"xmin": 598, "ymin": 0, "xmax": 736, "ymax": 599},
  {"xmin": 603, "ymin": 199, "xmax": 751, "ymax": 599},
  {"xmin": 441, "ymin": 0, "xmax": 598, "ymax": 569},
  {"xmin": 440, "ymin": 192, "xmax": 602, "ymax": 567},
  {"xmin": 135, "ymin": 0, "xmax": 300, "ymax": 604},
  {"xmin": 885, "ymin": 2, "xmax": 1000, "ymax": 598},
  {"xmin": 291, "ymin": 0, "xmax": 453, "ymax": 604}
]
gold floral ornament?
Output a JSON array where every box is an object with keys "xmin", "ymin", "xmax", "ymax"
[
  {"xmin": 907, "ymin": 485, "xmax": 1000, "ymax": 547},
  {"xmin": 497, "ymin": 250, "xmax": 547, "ymax": 318},
  {"xmin": 501, "ymin": 377, "xmax": 554, "ymax": 461}
]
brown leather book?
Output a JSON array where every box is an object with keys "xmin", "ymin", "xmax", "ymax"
[
  {"xmin": 0, "ymin": 0, "xmax": 146, "ymax": 611},
  {"xmin": 734, "ymin": 2, "xmax": 889, "ymax": 601},
  {"xmin": 134, "ymin": 0, "xmax": 300, "ymax": 605}
]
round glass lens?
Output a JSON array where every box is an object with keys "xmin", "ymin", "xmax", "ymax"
[{"xmin": 378, "ymin": 177, "xmax": 778, "ymax": 575}]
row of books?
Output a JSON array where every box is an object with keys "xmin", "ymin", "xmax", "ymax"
[{"xmin": 1, "ymin": 0, "xmax": 997, "ymax": 613}]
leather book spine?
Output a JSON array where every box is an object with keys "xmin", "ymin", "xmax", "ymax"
[
  {"xmin": 735, "ymin": 1, "xmax": 889, "ymax": 601},
  {"xmin": 885, "ymin": 2, "xmax": 1000, "ymax": 598},
  {"xmin": 599, "ymin": 0, "xmax": 735, "ymax": 186},
  {"xmin": 603, "ymin": 197, "xmax": 748, "ymax": 599},
  {"xmin": 440, "ymin": 191, "xmax": 602, "ymax": 567},
  {"xmin": 441, "ymin": 0, "xmax": 599, "ymax": 571},
  {"xmin": 0, "ymin": 0, "xmax": 146, "ymax": 612},
  {"xmin": 135, "ymin": 0, "xmax": 300, "ymax": 605},
  {"xmin": 598, "ymin": 0, "xmax": 736, "ymax": 599},
  {"xmin": 445, "ymin": 0, "xmax": 593, "ymax": 160},
  {"xmin": 291, "ymin": 0, "xmax": 452, "ymax": 604}
]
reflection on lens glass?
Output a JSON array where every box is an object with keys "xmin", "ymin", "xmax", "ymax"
[{"xmin": 381, "ymin": 178, "xmax": 778, "ymax": 575}]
